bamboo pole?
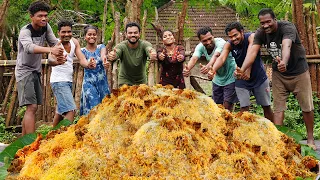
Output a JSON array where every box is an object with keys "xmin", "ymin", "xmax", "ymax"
[
  {"xmin": 1, "ymin": 74, "xmax": 14, "ymax": 113},
  {"xmin": 5, "ymin": 82, "xmax": 17, "ymax": 127},
  {"xmin": 148, "ymin": 60, "xmax": 155, "ymax": 86}
]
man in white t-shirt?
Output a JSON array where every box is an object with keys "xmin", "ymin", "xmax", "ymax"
[{"xmin": 49, "ymin": 20, "xmax": 96, "ymax": 126}]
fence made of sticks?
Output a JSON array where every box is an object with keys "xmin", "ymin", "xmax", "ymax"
[{"xmin": 1, "ymin": 55, "xmax": 320, "ymax": 128}]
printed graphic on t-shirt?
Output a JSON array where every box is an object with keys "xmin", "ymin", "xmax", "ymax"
[
  {"xmin": 233, "ymin": 49, "xmax": 238, "ymax": 55},
  {"xmin": 265, "ymin": 42, "xmax": 282, "ymax": 62}
]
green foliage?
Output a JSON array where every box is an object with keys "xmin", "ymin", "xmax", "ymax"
[
  {"xmin": 247, "ymin": 92, "xmax": 320, "ymax": 140},
  {"xmin": 0, "ymin": 116, "xmax": 16, "ymax": 144}
]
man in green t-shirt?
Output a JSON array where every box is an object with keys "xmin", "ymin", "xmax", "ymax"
[
  {"xmin": 107, "ymin": 22, "xmax": 157, "ymax": 86},
  {"xmin": 183, "ymin": 27, "xmax": 238, "ymax": 111}
]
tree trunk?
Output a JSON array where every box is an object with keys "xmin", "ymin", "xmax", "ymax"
[
  {"xmin": 0, "ymin": 0, "xmax": 9, "ymax": 30},
  {"xmin": 112, "ymin": 11, "xmax": 121, "ymax": 89},
  {"xmin": 293, "ymin": 0, "xmax": 308, "ymax": 54},
  {"xmin": 141, "ymin": 10, "xmax": 147, "ymax": 40},
  {"xmin": 312, "ymin": 12, "xmax": 319, "ymax": 55},
  {"xmin": 125, "ymin": 0, "xmax": 143, "ymax": 24},
  {"xmin": 305, "ymin": 7, "xmax": 313, "ymax": 55},
  {"xmin": 102, "ymin": 0, "xmax": 109, "ymax": 44},
  {"xmin": 177, "ymin": 0, "xmax": 188, "ymax": 45}
]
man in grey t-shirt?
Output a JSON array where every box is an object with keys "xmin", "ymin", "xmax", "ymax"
[
  {"xmin": 15, "ymin": 1, "xmax": 64, "ymax": 135},
  {"xmin": 239, "ymin": 8, "xmax": 315, "ymax": 149}
]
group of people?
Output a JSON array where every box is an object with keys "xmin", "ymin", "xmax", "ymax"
[{"xmin": 16, "ymin": 1, "xmax": 315, "ymax": 149}]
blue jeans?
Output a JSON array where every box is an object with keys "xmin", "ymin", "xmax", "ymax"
[{"xmin": 51, "ymin": 81, "xmax": 76, "ymax": 115}]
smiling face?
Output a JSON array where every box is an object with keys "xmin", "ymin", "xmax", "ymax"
[
  {"xmin": 199, "ymin": 32, "xmax": 215, "ymax": 50},
  {"xmin": 259, "ymin": 13, "xmax": 277, "ymax": 34},
  {"xmin": 227, "ymin": 28, "xmax": 244, "ymax": 46},
  {"xmin": 30, "ymin": 10, "xmax": 48, "ymax": 29},
  {"xmin": 126, "ymin": 26, "xmax": 140, "ymax": 44},
  {"xmin": 84, "ymin": 29, "xmax": 97, "ymax": 44},
  {"xmin": 162, "ymin": 31, "xmax": 175, "ymax": 45},
  {"xmin": 58, "ymin": 26, "xmax": 72, "ymax": 43}
]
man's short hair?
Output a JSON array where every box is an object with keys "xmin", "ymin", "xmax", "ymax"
[
  {"xmin": 197, "ymin": 27, "xmax": 212, "ymax": 39},
  {"xmin": 258, "ymin": 8, "xmax": 276, "ymax": 19},
  {"xmin": 125, "ymin": 22, "xmax": 141, "ymax": 32},
  {"xmin": 28, "ymin": 1, "xmax": 51, "ymax": 16},
  {"xmin": 58, "ymin": 20, "xmax": 73, "ymax": 31},
  {"xmin": 225, "ymin": 22, "xmax": 244, "ymax": 35}
]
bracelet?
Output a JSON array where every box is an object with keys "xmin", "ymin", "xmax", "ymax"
[
  {"xmin": 4, "ymin": 60, "xmax": 7, "ymax": 66},
  {"xmin": 45, "ymin": 59, "xmax": 48, "ymax": 65}
]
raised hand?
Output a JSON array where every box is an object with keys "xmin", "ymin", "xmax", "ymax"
[
  {"xmin": 276, "ymin": 56, "xmax": 287, "ymax": 72},
  {"xmin": 148, "ymin": 49, "xmax": 157, "ymax": 61},
  {"xmin": 87, "ymin": 57, "xmax": 96, "ymax": 69},
  {"xmin": 158, "ymin": 49, "xmax": 166, "ymax": 61},
  {"xmin": 177, "ymin": 51, "xmax": 184, "ymax": 62},
  {"xmin": 107, "ymin": 48, "xmax": 117, "ymax": 61},
  {"xmin": 183, "ymin": 63, "xmax": 191, "ymax": 77}
]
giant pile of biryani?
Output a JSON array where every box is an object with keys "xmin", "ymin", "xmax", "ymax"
[{"xmin": 6, "ymin": 84, "xmax": 319, "ymax": 179}]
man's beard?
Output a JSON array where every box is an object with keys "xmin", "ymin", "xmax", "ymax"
[{"xmin": 128, "ymin": 37, "xmax": 139, "ymax": 44}]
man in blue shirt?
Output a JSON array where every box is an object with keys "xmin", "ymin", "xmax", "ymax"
[{"xmin": 213, "ymin": 22, "xmax": 273, "ymax": 121}]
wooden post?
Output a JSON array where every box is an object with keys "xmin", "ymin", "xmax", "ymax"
[
  {"xmin": 112, "ymin": 11, "xmax": 120, "ymax": 89},
  {"xmin": 75, "ymin": 66, "xmax": 84, "ymax": 109},
  {"xmin": 102, "ymin": 0, "xmax": 109, "ymax": 43},
  {"xmin": 72, "ymin": 63, "xmax": 79, "ymax": 96},
  {"xmin": 1, "ymin": 74, "xmax": 14, "ymax": 113},
  {"xmin": 5, "ymin": 83, "xmax": 17, "ymax": 127},
  {"xmin": 148, "ymin": 60, "xmax": 155, "ymax": 86},
  {"xmin": 184, "ymin": 38, "xmax": 191, "ymax": 89},
  {"xmin": 45, "ymin": 67, "xmax": 52, "ymax": 122},
  {"xmin": 293, "ymin": 0, "xmax": 309, "ymax": 55},
  {"xmin": 309, "ymin": 63, "xmax": 317, "ymax": 91},
  {"xmin": 154, "ymin": 7, "xmax": 160, "ymax": 83},
  {"xmin": 10, "ymin": 97, "xmax": 19, "ymax": 126},
  {"xmin": 141, "ymin": 9, "xmax": 147, "ymax": 40},
  {"xmin": 0, "ymin": 66, "xmax": 4, "ymax": 100},
  {"xmin": 312, "ymin": 12, "xmax": 319, "ymax": 55},
  {"xmin": 305, "ymin": 7, "xmax": 313, "ymax": 55},
  {"xmin": 317, "ymin": 64, "xmax": 320, "ymax": 97}
]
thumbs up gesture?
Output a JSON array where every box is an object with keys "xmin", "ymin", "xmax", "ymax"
[
  {"xmin": 107, "ymin": 48, "xmax": 117, "ymax": 61},
  {"xmin": 158, "ymin": 49, "xmax": 166, "ymax": 61},
  {"xmin": 276, "ymin": 56, "xmax": 287, "ymax": 72},
  {"xmin": 177, "ymin": 51, "xmax": 184, "ymax": 62},
  {"xmin": 183, "ymin": 63, "xmax": 191, "ymax": 77},
  {"xmin": 207, "ymin": 68, "xmax": 216, "ymax": 80},
  {"xmin": 148, "ymin": 48, "xmax": 157, "ymax": 61},
  {"xmin": 102, "ymin": 56, "xmax": 110, "ymax": 69},
  {"xmin": 87, "ymin": 57, "xmax": 96, "ymax": 69},
  {"xmin": 200, "ymin": 63, "xmax": 210, "ymax": 74},
  {"xmin": 51, "ymin": 40, "xmax": 64, "ymax": 56}
]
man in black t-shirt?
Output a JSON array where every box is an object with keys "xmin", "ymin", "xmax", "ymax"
[{"xmin": 239, "ymin": 8, "xmax": 315, "ymax": 149}]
